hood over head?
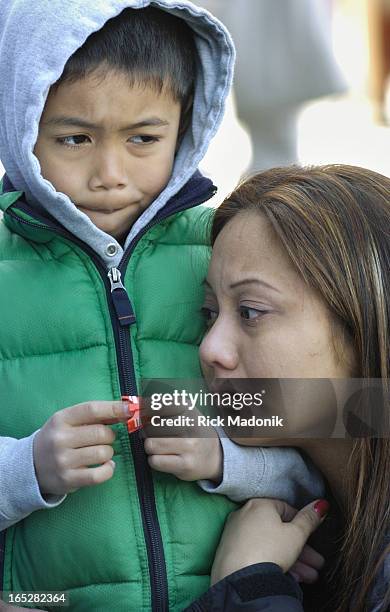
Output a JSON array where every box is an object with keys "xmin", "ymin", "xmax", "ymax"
[{"xmin": 0, "ymin": 0, "xmax": 235, "ymax": 268}]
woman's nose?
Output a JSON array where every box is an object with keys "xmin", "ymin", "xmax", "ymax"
[{"xmin": 199, "ymin": 319, "xmax": 239, "ymax": 374}]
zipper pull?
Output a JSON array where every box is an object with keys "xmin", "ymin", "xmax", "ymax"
[{"xmin": 108, "ymin": 268, "xmax": 136, "ymax": 327}]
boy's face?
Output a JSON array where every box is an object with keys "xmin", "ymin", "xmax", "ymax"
[{"xmin": 34, "ymin": 70, "xmax": 182, "ymax": 239}]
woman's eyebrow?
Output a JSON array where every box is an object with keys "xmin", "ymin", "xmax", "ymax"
[
  {"xmin": 229, "ymin": 278, "xmax": 281, "ymax": 294},
  {"xmin": 202, "ymin": 278, "xmax": 280, "ymax": 295}
]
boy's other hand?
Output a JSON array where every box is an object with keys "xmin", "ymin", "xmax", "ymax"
[
  {"xmin": 142, "ymin": 405, "xmax": 223, "ymax": 482},
  {"xmin": 33, "ymin": 401, "xmax": 129, "ymax": 496},
  {"xmin": 144, "ymin": 436, "xmax": 223, "ymax": 482}
]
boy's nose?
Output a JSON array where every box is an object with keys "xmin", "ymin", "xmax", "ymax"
[
  {"xmin": 89, "ymin": 149, "xmax": 128, "ymax": 191},
  {"xmin": 199, "ymin": 320, "xmax": 239, "ymax": 375}
]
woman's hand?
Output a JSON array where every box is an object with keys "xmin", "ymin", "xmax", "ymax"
[{"xmin": 211, "ymin": 497, "xmax": 328, "ymax": 585}]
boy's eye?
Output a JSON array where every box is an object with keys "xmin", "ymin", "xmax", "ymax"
[
  {"xmin": 129, "ymin": 135, "xmax": 159, "ymax": 145},
  {"xmin": 201, "ymin": 306, "xmax": 218, "ymax": 327},
  {"xmin": 57, "ymin": 135, "xmax": 90, "ymax": 147},
  {"xmin": 239, "ymin": 306, "xmax": 266, "ymax": 323}
]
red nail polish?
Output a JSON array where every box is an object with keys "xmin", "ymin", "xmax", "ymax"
[{"xmin": 313, "ymin": 499, "xmax": 330, "ymax": 518}]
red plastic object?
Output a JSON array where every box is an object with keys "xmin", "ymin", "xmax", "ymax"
[{"xmin": 121, "ymin": 395, "xmax": 142, "ymax": 433}]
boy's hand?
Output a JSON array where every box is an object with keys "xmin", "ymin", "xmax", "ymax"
[
  {"xmin": 33, "ymin": 401, "xmax": 128, "ymax": 496},
  {"xmin": 144, "ymin": 436, "xmax": 223, "ymax": 482},
  {"xmin": 142, "ymin": 405, "xmax": 223, "ymax": 482}
]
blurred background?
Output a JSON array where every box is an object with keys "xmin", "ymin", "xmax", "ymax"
[
  {"xmin": 1, "ymin": 0, "xmax": 389, "ymax": 203},
  {"xmin": 197, "ymin": 0, "xmax": 390, "ymax": 204}
]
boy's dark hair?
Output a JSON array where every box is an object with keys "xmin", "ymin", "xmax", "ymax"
[{"xmin": 55, "ymin": 7, "xmax": 197, "ymax": 132}]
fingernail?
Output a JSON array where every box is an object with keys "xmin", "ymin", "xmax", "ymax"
[
  {"xmin": 313, "ymin": 499, "xmax": 330, "ymax": 518},
  {"xmin": 290, "ymin": 572, "xmax": 300, "ymax": 582},
  {"xmin": 121, "ymin": 396, "xmax": 139, "ymax": 417},
  {"xmin": 109, "ymin": 460, "xmax": 116, "ymax": 470},
  {"xmin": 121, "ymin": 400, "xmax": 133, "ymax": 418}
]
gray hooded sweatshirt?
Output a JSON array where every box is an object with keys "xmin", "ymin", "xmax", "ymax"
[{"xmin": 0, "ymin": 0, "xmax": 323, "ymax": 533}]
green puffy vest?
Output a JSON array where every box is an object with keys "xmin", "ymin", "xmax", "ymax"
[{"xmin": 0, "ymin": 184, "xmax": 237, "ymax": 611}]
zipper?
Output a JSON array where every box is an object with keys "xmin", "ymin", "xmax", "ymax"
[
  {"xmin": 108, "ymin": 266, "xmax": 169, "ymax": 611},
  {"xmin": 6, "ymin": 184, "xmax": 216, "ymax": 611}
]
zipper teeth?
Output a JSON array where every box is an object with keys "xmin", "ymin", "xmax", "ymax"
[
  {"xmin": 117, "ymin": 316, "xmax": 136, "ymax": 396},
  {"xmin": 132, "ymin": 434, "xmax": 168, "ymax": 610},
  {"xmin": 116, "ymin": 311, "xmax": 168, "ymax": 609}
]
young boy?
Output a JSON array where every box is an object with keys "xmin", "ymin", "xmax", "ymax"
[{"xmin": 0, "ymin": 2, "xmax": 323, "ymax": 610}]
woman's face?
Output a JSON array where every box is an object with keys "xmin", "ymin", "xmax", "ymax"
[{"xmin": 199, "ymin": 211, "xmax": 354, "ymax": 437}]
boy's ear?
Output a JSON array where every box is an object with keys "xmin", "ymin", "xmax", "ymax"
[{"xmin": 176, "ymin": 94, "xmax": 194, "ymax": 151}]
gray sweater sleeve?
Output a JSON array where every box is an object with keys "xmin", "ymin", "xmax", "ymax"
[
  {"xmin": 198, "ymin": 432, "xmax": 325, "ymax": 506},
  {"xmin": 0, "ymin": 432, "xmax": 66, "ymax": 531}
]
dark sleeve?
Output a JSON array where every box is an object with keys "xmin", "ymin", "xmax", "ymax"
[{"xmin": 184, "ymin": 563, "xmax": 304, "ymax": 611}]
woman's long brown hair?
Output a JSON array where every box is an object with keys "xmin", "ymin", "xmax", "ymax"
[{"xmin": 211, "ymin": 165, "xmax": 390, "ymax": 610}]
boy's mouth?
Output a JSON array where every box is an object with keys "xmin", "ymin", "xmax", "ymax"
[{"xmin": 78, "ymin": 204, "xmax": 124, "ymax": 215}]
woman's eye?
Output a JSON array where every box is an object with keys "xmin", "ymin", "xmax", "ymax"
[
  {"xmin": 57, "ymin": 135, "xmax": 90, "ymax": 147},
  {"xmin": 239, "ymin": 306, "xmax": 266, "ymax": 322},
  {"xmin": 201, "ymin": 307, "xmax": 218, "ymax": 327},
  {"xmin": 129, "ymin": 135, "xmax": 159, "ymax": 145}
]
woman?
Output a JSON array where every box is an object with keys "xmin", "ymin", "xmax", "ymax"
[{"xmin": 189, "ymin": 165, "xmax": 390, "ymax": 610}]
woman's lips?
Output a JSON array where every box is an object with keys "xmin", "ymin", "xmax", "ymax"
[{"xmin": 207, "ymin": 379, "xmax": 241, "ymax": 394}]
